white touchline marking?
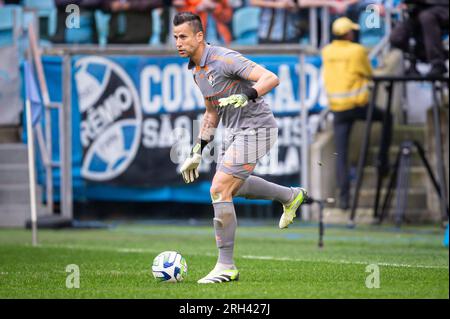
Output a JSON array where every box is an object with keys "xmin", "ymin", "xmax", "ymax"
[
  {"xmin": 241, "ymin": 255, "xmax": 449, "ymax": 270},
  {"xmin": 35, "ymin": 244, "xmax": 448, "ymax": 270}
]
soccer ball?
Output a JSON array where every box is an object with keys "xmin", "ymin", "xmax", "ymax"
[{"xmin": 152, "ymin": 251, "xmax": 187, "ymax": 283}]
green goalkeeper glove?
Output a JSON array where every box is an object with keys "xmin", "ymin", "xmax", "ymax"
[
  {"xmin": 218, "ymin": 87, "xmax": 258, "ymax": 108},
  {"xmin": 218, "ymin": 94, "xmax": 248, "ymax": 108}
]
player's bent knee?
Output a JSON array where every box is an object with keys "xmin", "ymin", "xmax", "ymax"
[{"xmin": 210, "ymin": 184, "xmax": 223, "ymax": 203}]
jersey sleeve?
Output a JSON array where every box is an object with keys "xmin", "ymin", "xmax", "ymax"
[{"xmin": 222, "ymin": 51, "xmax": 257, "ymax": 80}]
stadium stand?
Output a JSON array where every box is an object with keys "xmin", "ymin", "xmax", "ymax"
[
  {"xmin": 231, "ymin": 6, "xmax": 260, "ymax": 45},
  {"xmin": 23, "ymin": 0, "xmax": 57, "ymax": 39}
]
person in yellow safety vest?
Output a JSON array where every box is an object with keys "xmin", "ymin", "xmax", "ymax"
[{"xmin": 322, "ymin": 17, "xmax": 392, "ymax": 210}]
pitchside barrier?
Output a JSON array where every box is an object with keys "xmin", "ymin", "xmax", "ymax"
[{"xmin": 25, "ymin": 44, "xmax": 328, "ymax": 220}]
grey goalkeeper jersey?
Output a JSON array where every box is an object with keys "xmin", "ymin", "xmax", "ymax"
[{"xmin": 188, "ymin": 44, "xmax": 277, "ymax": 130}]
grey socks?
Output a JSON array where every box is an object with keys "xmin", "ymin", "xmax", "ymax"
[
  {"xmin": 235, "ymin": 175, "xmax": 294, "ymax": 204},
  {"xmin": 211, "ymin": 176, "xmax": 294, "ymax": 267},
  {"xmin": 212, "ymin": 202, "xmax": 237, "ymax": 266}
]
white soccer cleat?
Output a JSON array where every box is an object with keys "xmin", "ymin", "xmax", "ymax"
[
  {"xmin": 279, "ymin": 188, "xmax": 308, "ymax": 229},
  {"xmin": 197, "ymin": 268, "xmax": 239, "ymax": 284}
]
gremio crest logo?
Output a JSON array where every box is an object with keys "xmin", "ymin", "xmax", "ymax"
[{"xmin": 75, "ymin": 56, "xmax": 142, "ymax": 181}]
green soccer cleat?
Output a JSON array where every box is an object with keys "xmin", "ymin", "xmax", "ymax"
[
  {"xmin": 197, "ymin": 268, "xmax": 239, "ymax": 284},
  {"xmin": 279, "ymin": 188, "xmax": 308, "ymax": 229}
]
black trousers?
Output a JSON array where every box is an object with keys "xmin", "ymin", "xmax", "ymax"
[
  {"xmin": 333, "ymin": 106, "xmax": 392, "ymax": 206},
  {"xmin": 390, "ymin": 5, "xmax": 449, "ymax": 65}
]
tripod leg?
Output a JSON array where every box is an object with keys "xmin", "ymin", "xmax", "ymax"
[
  {"xmin": 374, "ymin": 82, "xmax": 394, "ymax": 220},
  {"xmin": 379, "ymin": 149, "xmax": 402, "ymax": 224},
  {"xmin": 414, "ymin": 141, "xmax": 443, "ymax": 202},
  {"xmin": 349, "ymin": 82, "xmax": 379, "ymax": 226}
]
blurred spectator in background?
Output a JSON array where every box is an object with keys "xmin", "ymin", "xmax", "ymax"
[
  {"xmin": 250, "ymin": 0, "xmax": 349, "ymax": 44},
  {"xmin": 51, "ymin": 0, "xmax": 102, "ymax": 43},
  {"xmin": 105, "ymin": 0, "xmax": 168, "ymax": 44},
  {"xmin": 322, "ymin": 17, "xmax": 392, "ymax": 209},
  {"xmin": 174, "ymin": 0, "xmax": 233, "ymax": 45},
  {"xmin": 390, "ymin": 0, "xmax": 449, "ymax": 76}
]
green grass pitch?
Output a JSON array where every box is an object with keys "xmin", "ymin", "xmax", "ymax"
[{"xmin": 0, "ymin": 222, "xmax": 448, "ymax": 298}]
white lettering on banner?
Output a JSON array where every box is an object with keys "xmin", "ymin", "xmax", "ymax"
[
  {"xmin": 295, "ymin": 62, "xmax": 320, "ymax": 110},
  {"xmin": 162, "ymin": 64, "xmax": 183, "ymax": 112},
  {"xmin": 277, "ymin": 117, "xmax": 302, "ymax": 147},
  {"xmin": 80, "ymin": 85, "xmax": 133, "ymax": 148},
  {"xmin": 274, "ymin": 65, "xmax": 296, "ymax": 112},
  {"xmin": 139, "ymin": 61, "xmax": 323, "ymax": 114},
  {"xmin": 141, "ymin": 65, "xmax": 161, "ymax": 114},
  {"xmin": 141, "ymin": 63, "xmax": 204, "ymax": 114},
  {"xmin": 253, "ymin": 143, "xmax": 300, "ymax": 176},
  {"xmin": 75, "ymin": 55, "xmax": 142, "ymax": 182},
  {"xmin": 152, "ymin": 113, "xmax": 305, "ymax": 176},
  {"xmin": 173, "ymin": 116, "xmax": 192, "ymax": 142},
  {"xmin": 169, "ymin": 120, "xmax": 192, "ymax": 165},
  {"xmin": 141, "ymin": 118, "xmax": 159, "ymax": 148},
  {"xmin": 142, "ymin": 115, "xmax": 192, "ymax": 149},
  {"xmin": 159, "ymin": 114, "xmax": 175, "ymax": 147},
  {"xmin": 253, "ymin": 116, "xmax": 302, "ymax": 175}
]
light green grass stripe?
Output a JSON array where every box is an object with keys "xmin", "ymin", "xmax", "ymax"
[{"xmin": 33, "ymin": 243, "xmax": 449, "ymax": 270}]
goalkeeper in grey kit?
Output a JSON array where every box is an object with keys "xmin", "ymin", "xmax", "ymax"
[{"xmin": 173, "ymin": 12, "xmax": 309, "ymax": 284}]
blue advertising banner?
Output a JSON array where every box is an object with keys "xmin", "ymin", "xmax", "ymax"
[{"xmin": 37, "ymin": 54, "xmax": 327, "ymax": 203}]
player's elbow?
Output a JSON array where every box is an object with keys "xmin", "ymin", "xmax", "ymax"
[{"xmin": 269, "ymin": 72, "xmax": 280, "ymax": 88}]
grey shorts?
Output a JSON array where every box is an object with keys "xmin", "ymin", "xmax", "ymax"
[{"xmin": 216, "ymin": 128, "xmax": 278, "ymax": 180}]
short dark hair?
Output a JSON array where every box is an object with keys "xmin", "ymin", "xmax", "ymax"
[{"xmin": 173, "ymin": 12, "xmax": 204, "ymax": 33}]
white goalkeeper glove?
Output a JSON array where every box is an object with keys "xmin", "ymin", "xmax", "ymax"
[
  {"xmin": 180, "ymin": 153, "xmax": 201, "ymax": 183},
  {"xmin": 180, "ymin": 139, "xmax": 208, "ymax": 183}
]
